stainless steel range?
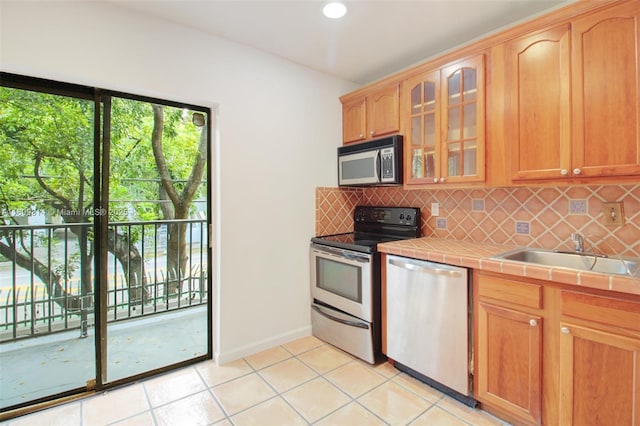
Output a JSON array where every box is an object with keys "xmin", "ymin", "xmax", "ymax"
[{"xmin": 310, "ymin": 206, "xmax": 421, "ymax": 363}]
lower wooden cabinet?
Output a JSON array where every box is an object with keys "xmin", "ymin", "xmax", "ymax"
[
  {"xmin": 559, "ymin": 322, "xmax": 640, "ymax": 425},
  {"xmin": 559, "ymin": 290, "xmax": 640, "ymax": 425},
  {"xmin": 475, "ymin": 272, "xmax": 640, "ymax": 426},
  {"xmin": 476, "ymin": 302, "xmax": 542, "ymax": 425}
]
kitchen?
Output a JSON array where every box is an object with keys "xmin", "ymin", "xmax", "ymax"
[
  {"xmin": 1, "ymin": 0, "xmax": 639, "ymax": 424},
  {"xmin": 315, "ymin": 0, "xmax": 639, "ymax": 423}
]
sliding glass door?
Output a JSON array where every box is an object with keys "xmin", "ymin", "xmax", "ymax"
[
  {"xmin": 0, "ymin": 74, "xmax": 211, "ymax": 411},
  {"xmin": 0, "ymin": 83, "xmax": 98, "ymax": 409},
  {"xmin": 103, "ymin": 95, "xmax": 209, "ymax": 382}
]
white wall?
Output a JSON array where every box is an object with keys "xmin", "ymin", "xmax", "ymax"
[{"xmin": 0, "ymin": 1, "xmax": 358, "ymax": 363}]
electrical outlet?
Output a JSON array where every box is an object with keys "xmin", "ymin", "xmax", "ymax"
[
  {"xmin": 431, "ymin": 203, "xmax": 440, "ymax": 216},
  {"xmin": 602, "ymin": 202, "xmax": 625, "ymax": 226}
]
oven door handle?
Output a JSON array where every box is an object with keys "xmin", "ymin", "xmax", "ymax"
[
  {"xmin": 312, "ymin": 304, "xmax": 369, "ymax": 329},
  {"xmin": 343, "ymin": 252, "xmax": 369, "ymax": 262},
  {"xmin": 312, "ymin": 244, "xmax": 371, "ymax": 263}
]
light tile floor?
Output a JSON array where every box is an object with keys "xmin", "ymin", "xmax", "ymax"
[{"xmin": 4, "ymin": 336, "xmax": 510, "ymax": 426}]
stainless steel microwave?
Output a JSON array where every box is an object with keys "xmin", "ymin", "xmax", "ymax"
[{"xmin": 337, "ymin": 135, "xmax": 403, "ymax": 186}]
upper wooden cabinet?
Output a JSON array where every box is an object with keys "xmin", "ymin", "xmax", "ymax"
[
  {"xmin": 341, "ymin": 96, "xmax": 367, "ymax": 144},
  {"xmin": 572, "ymin": 2, "xmax": 640, "ymax": 178},
  {"xmin": 507, "ymin": 25, "xmax": 571, "ymax": 181},
  {"xmin": 507, "ymin": 1, "xmax": 640, "ymax": 181},
  {"xmin": 341, "ymin": 82, "xmax": 400, "ymax": 144},
  {"xmin": 404, "ymin": 69, "xmax": 440, "ymax": 184},
  {"xmin": 404, "ymin": 55, "xmax": 485, "ymax": 187}
]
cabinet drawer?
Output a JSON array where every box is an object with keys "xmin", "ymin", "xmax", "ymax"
[
  {"xmin": 478, "ymin": 274, "xmax": 542, "ymax": 309},
  {"xmin": 561, "ymin": 290, "xmax": 640, "ymax": 332}
]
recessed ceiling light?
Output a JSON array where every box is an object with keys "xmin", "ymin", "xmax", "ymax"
[{"xmin": 323, "ymin": 1, "xmax": 347, "ymax": 19}]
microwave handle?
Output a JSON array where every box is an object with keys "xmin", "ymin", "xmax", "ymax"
[{"xmin": 375, "ymin": 150, "xmax": 382, "ymax": 182}]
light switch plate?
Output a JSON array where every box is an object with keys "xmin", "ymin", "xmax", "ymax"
[{"xmin": 602, "ymin": 202, "xmax": 625, "ymax": 226}]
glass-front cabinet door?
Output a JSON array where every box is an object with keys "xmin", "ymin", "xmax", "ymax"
[
  {"xmin": 405, "ymin": 70, "xmax": 440, "ymax": 184},
  {"xmin": 404, "ymin": 54, "xmax": 484, "ymax": 187},
  {"xmin": 441, "ymin": 55, "xmax": 485, "ymax": 184}
]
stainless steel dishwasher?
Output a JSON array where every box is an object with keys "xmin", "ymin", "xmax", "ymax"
[{"xmin": 385, "ymin": 254, "xmax": 474, "ymax": 406}]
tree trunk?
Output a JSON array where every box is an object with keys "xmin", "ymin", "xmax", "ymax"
[
  {"xmin": 107, "ymin": 228, "xmax": 148, "ymax": 303},
  {"xmin": 0, "ymin": 233, "xmax": 81, "ymax": 309},
  {"xmin": 164, "ymin": 221, "xmax": 188, "ymax": 297},
  {"xmin": 151, "ymin": 105, "xmax": 207, "ymax": 299}
]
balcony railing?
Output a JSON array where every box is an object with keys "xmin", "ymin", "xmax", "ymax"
[{"xmin": 0, "ymin": 219, "xmax": 208, "ymax": 342}]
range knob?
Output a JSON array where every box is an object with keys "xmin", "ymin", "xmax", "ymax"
[{"xmin": 406, "ymin": 214, "xmax": 412, "ymax": 221}]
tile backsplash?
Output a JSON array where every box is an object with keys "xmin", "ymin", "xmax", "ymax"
[{"xmin": 316, "ymin": 184, "xmax": 640, "ymax": 258}]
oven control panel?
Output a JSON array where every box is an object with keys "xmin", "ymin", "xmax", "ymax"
[{"xmin": 354, "ymin": 206, "xmax": 420, "ymax": 227}]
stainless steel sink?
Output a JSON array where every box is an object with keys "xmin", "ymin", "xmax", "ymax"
[{"xmin": 492, "ymin": 248, "xmax": 639, "ymax": 276}]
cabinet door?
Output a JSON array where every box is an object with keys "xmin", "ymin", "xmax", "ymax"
[
  {"xmin": 559, "ymin": 323, "xmax": 640, "ymax": 425},
  {"xmin": 508, "ymin": 25, "xmax": 572, "ymax": 181},
  {"xmin": 368, "ymin": 83, "xmax": 400, "ymax": 139},
  {"xmin": 572, "ymin": 1, "xmax": 640, "ymax": 177},
  {"xmin": 404, "ymin": 70, "xmax": 441, "ymax": 185},
  {"xmin": 441, "ymin": 55, "xmax": 485, "ymax": 183},
  {"xmin": 342, "ymin": 96, "xmax": 367, "ymax": 144},
  {"xmin": 477, "ymin": 302, "xmax": 542, "ymax": 425}
]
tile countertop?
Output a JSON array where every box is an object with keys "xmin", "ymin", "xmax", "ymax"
[{"xmin": 378, "ymin": 237, "xmax": 640, "ymax": 297}]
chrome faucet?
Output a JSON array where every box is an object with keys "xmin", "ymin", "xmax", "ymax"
[{"xmin": 570, "ymin": 233, "xmax": 584, "ymax": 253}]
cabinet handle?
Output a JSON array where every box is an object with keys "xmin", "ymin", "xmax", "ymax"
[
  {"xmin": 439, "ymin": 177, "xmax": 445, "ymax": 183},
  {"xmin": 573, "ymin": 168, "xmax": 582, "ymax": 175},
  {"xmin": 359, "ymin": 133, "xmax": 364, "ymax": 139},
  {"xmin": 433, "ymin": 178, "xmax": 439, "ymax": 183},
  {"xmin": 561, "ymin": 327, "xmax": 570, "ymax": 334},
  {"xmin": 529, "ymin": 319, "xmax": 537, "ymax": 326},
  {"xmin": 561, "ymin": 169, "xmax": 569, "ymax": 176},
  {"xmin": 370, "ymin": 131, "xmax": 375, "ymax": 136}
]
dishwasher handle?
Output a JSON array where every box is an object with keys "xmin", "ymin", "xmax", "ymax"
[{"xmin": 389, "ymin": 257, "xmax": 463, "ymax": 278}]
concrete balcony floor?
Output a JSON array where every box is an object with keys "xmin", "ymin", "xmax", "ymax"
[{"xmin": 0, "ymin": 305, "xmax": 208, "ymax": 410}]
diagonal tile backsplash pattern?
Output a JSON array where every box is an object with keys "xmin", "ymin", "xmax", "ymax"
[
  {"xmin": 315, "ymin": 188, "xmax": 362, "ymax": 235},
  {"xmin": 316, "ymin": 184, "xmax": 640, "ymax": 258}
]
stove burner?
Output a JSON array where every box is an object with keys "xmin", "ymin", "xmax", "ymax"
[{"xmin": 312, "ymin": 206, "xmax": 421, "ymax": 253}]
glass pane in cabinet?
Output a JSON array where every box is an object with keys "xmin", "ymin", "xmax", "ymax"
[
  {"xmin": 447, "ymin": 106, "xmax": 461, "ymax": 141},
  {"xmin": 448, "ymin": 142, "xmax": 461, "ymax": 177},
  {"xmin": 424, "ymin": 82, "xmax": 436, "ymax": 112},
  {"xmin": 424, "ymin": 113, "xmax": 435, "ymax": 146},
  {"xmin": 425, "ymin": 150, "xmax": 436, "ymax": 179},
  {"xmin": 411, "ymin": 116, "xmax": 422, "ymax": 146},
  {"xmin": 411, "ymin": 84, "xmax": 422, "ymax": 113},
  {"xmin": 463, "ymin": 104, "xmax": 476, "ymax": 138},
  {"xmin": 463, "ymin": 68, "xmax": 477, "ymax": 101},
  {"xmin": 464, "ymin": 140, "xmax": 477, "ymax": 176},
  {"xmin": 448, "ymin": 70, "xmax": 461, "ymax": 105},
  {"xmin": 411, "ymin": 148, "xmax": 424, "ymax": 179}
]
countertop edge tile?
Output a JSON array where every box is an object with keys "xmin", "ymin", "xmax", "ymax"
[
  {"xmin": 525, "ymin": 264, "xmax": 553, "ymax": 281},
  {"xmin": 378, "ymin": 237, "xmax": 640, "ymax": 297}
]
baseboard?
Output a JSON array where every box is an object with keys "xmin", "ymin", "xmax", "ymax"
[{"xmin": 215, "ymin": 325, "xmax": 311, "ymax": 365}]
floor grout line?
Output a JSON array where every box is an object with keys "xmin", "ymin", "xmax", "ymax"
[{"xmin": 7, "ymin": 338, "xmax": 509, "ymax": 426}]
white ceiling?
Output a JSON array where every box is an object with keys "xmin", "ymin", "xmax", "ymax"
[{"xmin": 110, "ymin": 0, "xmax": 572, "ymax": 85}]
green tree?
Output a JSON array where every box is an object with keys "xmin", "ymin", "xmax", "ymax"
[
  {"xmin": 0, "ymin": 88, "xmax": 97, "ymax": 309},
  {"xmin": 0, "ymin": 86, "xmax": 207, "ymax": 309}
]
